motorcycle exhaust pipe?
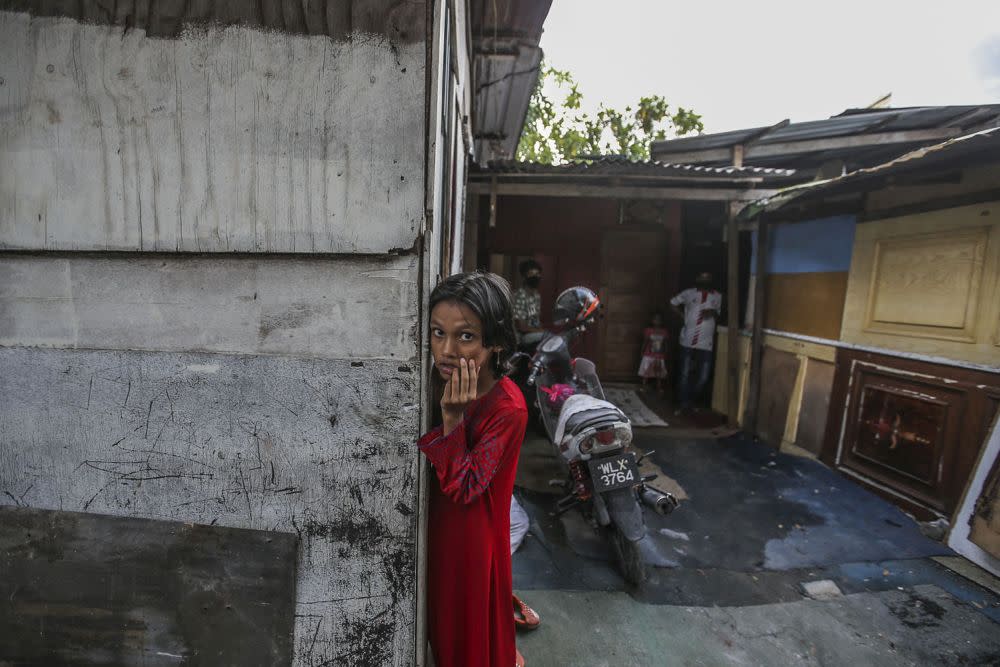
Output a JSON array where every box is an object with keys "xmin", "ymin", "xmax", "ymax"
[{"xmin": 639, "ymin": 485, "xmax": 678, "ymax": 516}]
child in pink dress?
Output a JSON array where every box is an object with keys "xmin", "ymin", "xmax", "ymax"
[{"xmin": 638, "ymin": 312, "xmax": 669, "ymax": 393}]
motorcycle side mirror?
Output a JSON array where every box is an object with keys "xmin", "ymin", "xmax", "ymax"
[{"xmin": 505, "ymin": 352, "xmax": 532, "ymax": 372}]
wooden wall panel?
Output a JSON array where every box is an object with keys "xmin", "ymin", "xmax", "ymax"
[
  {"xmin": 756, "ymin": 347, "xmax": 800, "ymax": 447},
  {"xmin": 866, "ymin": 228, "xmax": 988, "ymax": 341},
  {"xmin": 600, "ymin": 227, "xmax": 669, "ymax": 381},
  {"xmin": 841, "ymin": 201, "xmax": 1000, "ymax": 366},
  {"xmin": 795, "ymin": 359, "xmax": 835, "ymax": 456},
  {"xmin": 0, "ymin": 254, "xmax": 418, "ymax": 360},
  {"xmin": 712, "ymin": 329, "xmax": 838, "ymax": 454},
  {"xmin": 0, "ymin": 10, "xmax": 426, "ymax": 254},
  {"xmin": 764, "ymin": 271, "xmax": 849, "ymax": 339}
]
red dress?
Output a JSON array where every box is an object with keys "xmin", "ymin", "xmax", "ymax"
[
  {"xmin": 638, "ymin": 326, "xmax": 669, "ymax": 379},
  {"xmin": 417, "ymin": 377, "xmax": 527, "ymax": 667}
]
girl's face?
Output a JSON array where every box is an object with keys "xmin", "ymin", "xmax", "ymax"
[
  {"xmin": 652, "ymin": 314, "xmax": 663, "ymax": 327},
  {"xmin": 430, "ymin": 300, "xmax": 498, "ymax": 386}
]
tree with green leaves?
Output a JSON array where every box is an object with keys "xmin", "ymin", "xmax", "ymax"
[{"xmin": 516, "ymin": 62, "xmax": 704, "ymax": 164}]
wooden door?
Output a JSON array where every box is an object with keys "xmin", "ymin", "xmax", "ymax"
[
  {"xmin": 598, "ymin": 226, "xmax": 668, "ymax": 382},
  {"xmin": 822, "ymin": 348, "xmax": 1000, "ymax": 517}
]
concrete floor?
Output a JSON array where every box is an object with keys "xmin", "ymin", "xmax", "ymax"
[
  {"xmin": 515, "ymin": 585, "xmax": 999, "ymax": 667},
  {"xmin": 512, "ymin": 424, "xmax": 1000, "ymax": 666}
]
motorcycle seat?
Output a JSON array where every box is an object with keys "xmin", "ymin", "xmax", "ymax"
[
  {"xmin": 563, "ymin": 408, "xmax": 627, "ymax": 436},
  {"xmin": 554, "ymin": 394, "xmax": 630, "ymax": 446}
]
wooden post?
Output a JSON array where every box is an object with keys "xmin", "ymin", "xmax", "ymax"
[
  {"xmin": 731, "ymin": 144, "xmax": 744, "ymax": 168},
  {"xmin": 488, "ymin": 176, "xmax": 497, "ymax": 228},
  {"xmin": 726, "ymin": 201, "xmax": 741, "ymax": 428},
  {"xmin": 462, "ymin": 193, "xmax": 480, "ymax": 271},
  {"xmin": 744, "ymin": 214, "xmax": 770, "ymax": 435}
]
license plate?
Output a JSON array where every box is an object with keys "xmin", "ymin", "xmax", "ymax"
[{"xmin": 588, "ymin": 453, "xmax": 639, "ymax": 493}]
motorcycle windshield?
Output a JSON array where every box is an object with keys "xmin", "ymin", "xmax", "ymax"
[
  {"xmin": 535, "ymin": 357, "xmax": 606, "ymax": 441},
  {"xmin": 571, "ymin": 358, "xmax": 605, "ymax": 401},
  {"xmin": 536, "ymin": 371, "xmax": 560, "ymax": 441}
]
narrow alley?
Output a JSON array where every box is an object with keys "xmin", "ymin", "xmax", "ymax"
[{"xmin": 511, "ymin": 404, "xmax": 1000, "ymax": 665}]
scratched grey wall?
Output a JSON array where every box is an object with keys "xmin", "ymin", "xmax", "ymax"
[
  {"xmin": 0, "ymin": 2, "xmax": 429, "ymax": 665},
  {"xmin": 0, "ymin": 347, "xmax": 421, "ymax": 664}
]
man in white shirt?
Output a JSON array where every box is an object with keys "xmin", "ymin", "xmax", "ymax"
[{"xmin": 670, "ymin": 272, "xmax": 723, "ymax": 412}]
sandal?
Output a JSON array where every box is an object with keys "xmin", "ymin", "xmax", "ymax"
[
  {"xmin": 513, "ymin": 594, "xmax": 540, "ymax": 631},
  {"xmin": 515, "ymin": 648, "xmax": 526, "ymax": 667}
]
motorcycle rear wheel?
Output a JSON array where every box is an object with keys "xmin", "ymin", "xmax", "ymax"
[{"xmin": 608, "ymin": 525, "xmax": 646, "ymax": 586}]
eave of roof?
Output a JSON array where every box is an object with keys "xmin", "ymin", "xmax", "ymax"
[
  {"xmin": 470, "ymin": 1, "xmax": 553, "ymax": 163},
  {"xmin": 650, "ymin": 105, "xmax": 1000, "ymax": 172},
  {"xmin": 474, "ymin": 157, "xmax": 797, "ymax": 182},
  {"xmin": 738, "ymin": 127, "xmax": 1000, "ymax": 220}
]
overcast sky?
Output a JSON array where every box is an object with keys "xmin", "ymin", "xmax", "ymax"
[{"xmin": 539, "ymin": 0, "xmax": 1000, "ymax": 134}]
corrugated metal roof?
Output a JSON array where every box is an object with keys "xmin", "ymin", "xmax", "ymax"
[
  {"xmin": 472, "ymin": 46, "xmax": 543, "ymax": 162},
  {"xmin": 470, "ymin": 0, "xmax": 552, "ymax": 41},
  {"xmin": 480, "ymin": 156, "xmax": 796, "ymax": 178},
  {"xmin": 651, "ymin": 105, "xmax": 1000, "ymax": 171},
  {"xmin": 470, "ymin": 0, "xmax": 553, "ymax": 163},
  {"xmin": 656, "ymin": 106, "xmax": 999, "ymax": 152},
  {"xmin": 739, "ymin": 127, "xmax": 1000, "ymax": 219}
]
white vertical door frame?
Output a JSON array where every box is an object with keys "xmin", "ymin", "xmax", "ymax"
[{"xmin": 948, "ymin": 412, "xmax": 1000, "ymax": 576}]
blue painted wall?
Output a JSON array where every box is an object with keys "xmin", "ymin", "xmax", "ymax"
[{"xmin": 751, "ymin": 215, "xmax": 856, "ymax": 275}]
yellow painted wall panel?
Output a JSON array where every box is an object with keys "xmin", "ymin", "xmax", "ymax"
[
  {"xmin": 842, "ymin": 201, "xmax": 1000, "ymax": 367},
  {"xmin": 712, "ymin": 328, "xmax": 838, "ymax": 447},
  {"xmin": 765, "ymin": 272, "xmax": 849, "ymax": 340},
  {"xmin": 866, "ymin": 228, "xmax": 988, "ymax": 340}
]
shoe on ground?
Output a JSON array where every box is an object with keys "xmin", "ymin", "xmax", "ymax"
[{"xmin": 513, "ymin": 594, "xmax": 540, "ymax": 631}]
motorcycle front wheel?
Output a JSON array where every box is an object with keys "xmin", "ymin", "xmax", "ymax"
[{"xmin": 607, "ymin": 525, "xmax": 646, "ymax": 586}]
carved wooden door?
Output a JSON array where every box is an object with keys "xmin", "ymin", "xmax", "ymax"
[
  {"xmin": 598, "ymin": 226, "xmax": 668, "ymax": 382},
  {"xmin": 825, "ymin": 350, "xmax": 1000, "ymax": 517}
]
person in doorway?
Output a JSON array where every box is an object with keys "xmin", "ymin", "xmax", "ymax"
[
  {"xmin": 511, "ymin": 259, "xmax": 545, "ymax": 352},
  {"xmin": 670, "ymin": 272, "xmax": 722, "ymax": 413},
  {"xmin": 638, "ymin": 312, "xmax": 669, "ymax": 394},
  {"xmin": 418, "ymin": 272, "xmax": 528, "ymax": 667}
]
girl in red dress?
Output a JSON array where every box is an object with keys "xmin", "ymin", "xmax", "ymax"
[
  {"xmin": 638, "ymin": 311, "xmax": 669, "ymax": 393},
  {"xmin": 418, "ymin": 272, "xmax": 528, "ymax": 667}
]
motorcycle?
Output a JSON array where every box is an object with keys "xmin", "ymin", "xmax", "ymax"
[{"xmin": 513, "ymin": 287, "xmax": 678, "ymax": 585}]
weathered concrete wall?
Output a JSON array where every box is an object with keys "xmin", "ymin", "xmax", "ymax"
[
  {"xmin": 0, "ymin": 347, "xmax": 419, "ymax": 664},
  {"xmin": 0, "ymin": 9, "xmax": 424, "ymax": 253},
  {"xmin": 0, "ymin": 0, "xmax": 427, "ymax": 41},
  {"xmin": 1, "ymin": 506, "xmax": 301, "ymax": 664},
  {"xmin": 0, "ymin": 2, "xmax": 431, "ymax": 665},
  {"xmin": 0, "ymin": 253, "xmax": 418, "ymax": 359}
]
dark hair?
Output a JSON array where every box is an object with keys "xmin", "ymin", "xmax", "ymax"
[
  {"xmin": 519, "ymin": 259, "xmax": 542, "ymax": 277},
  {"xmin": 429, "ymin": 271, "xmax": 518, "ymax": 377}
]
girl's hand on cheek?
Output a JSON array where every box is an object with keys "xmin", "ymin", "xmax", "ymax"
[{"xmin": 441, "ymin": 358, "xmax": 479, "ymax": 435}]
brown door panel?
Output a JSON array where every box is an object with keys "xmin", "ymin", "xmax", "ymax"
[
  {"xmin": 839, "ymin": 365, "xmax": 965, "ymax": 511},
  {"xmin": 599, "ymin": 226, "xmax": 669, "ymax": 380},
  {"xmin": 826, "ymin": 352, "xmax": 1000, "ymax": 516}
]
